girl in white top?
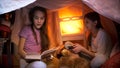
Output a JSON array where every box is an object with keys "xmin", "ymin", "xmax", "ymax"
[{"xmin": 72, "ymin": 12, "xmax": 113, "ymax": 68}]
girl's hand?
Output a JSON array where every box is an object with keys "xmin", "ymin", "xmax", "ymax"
[{"xmin": 72, "ymin": 43, "xmax": 85, "ymax": 53}]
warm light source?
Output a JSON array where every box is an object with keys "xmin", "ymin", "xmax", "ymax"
[
  {"xmin": 58, "ymin": 5, "xmax": 84, "ymax": 41},
  {"xmin": 59, "ymin": 16, "xmax": 83, "ymax": 36}
]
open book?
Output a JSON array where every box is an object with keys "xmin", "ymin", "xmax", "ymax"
[
  {"xmin": 25, "ymin": 48, "xmax": 59, "ymax": 60},
  {"xmin": 25, "ymin": 47, "xmax": 59, "ymax": 60},
  {"xmin": 64, "ymin": 41, "xmax": 75, "ymax": 50}
]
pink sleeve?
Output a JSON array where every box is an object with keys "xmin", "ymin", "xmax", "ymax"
[{"xmin": 19, "ymin": 26, "xmax": 30, "ymax": 39}]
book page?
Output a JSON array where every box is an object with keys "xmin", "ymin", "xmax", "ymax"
[
  {"xmin": 25, "ymin": 54, "xmax": 41, "ymax": 60},
  {"xmin": 40, "ymin": 48, "xmax": 57, "ymax": 59},
  {"xmin": 25, "ymin": 48, "xmax": 57, "ymax": 60}
]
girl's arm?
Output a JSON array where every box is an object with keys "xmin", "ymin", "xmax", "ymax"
[
  {"xmin": 72, "ymin": 43, "xmax": 95, "ymax": 58},
  {"xmin": 18, "ymin": 37, "xmax": 27, "ymax": 59},
  {"xmin": 82, "ymin": 47, "xmax": 95, "ymax": 58}
]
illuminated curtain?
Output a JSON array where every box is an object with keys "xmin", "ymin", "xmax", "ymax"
[{"xmin": 47, "ymin": 11, "xmax": 63, "ymax": 48}]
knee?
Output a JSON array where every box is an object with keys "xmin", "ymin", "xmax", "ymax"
[
  {"xmin": 26, "ymin": 61, "xmax": 47, "ymax": 68},
  {"xmin": 90, "ymin": 54, "xmax": 107, "ymax": 68}
]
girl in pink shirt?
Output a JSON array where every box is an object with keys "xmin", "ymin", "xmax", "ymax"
[{"xmin": 18, "ymin": 6, "xmax": 49, "ymax": 60}]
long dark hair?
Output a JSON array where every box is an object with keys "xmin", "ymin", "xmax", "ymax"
[
  {"xmin": 29, "ymin": 6, "xmax": 49, "ymax": 52},
  {"xmin": 84, "ymin": 12, "xmax": 103, "ymax": 47},
  {"xmin": 84, "ymin": 12, "xmax": 103, "ymax": 29}
]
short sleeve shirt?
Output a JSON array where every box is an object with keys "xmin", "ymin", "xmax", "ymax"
[{"xmin": 19, "ymin": 26, "xmax": 41, "ymax": 53}]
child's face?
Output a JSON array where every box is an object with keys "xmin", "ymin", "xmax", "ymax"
[
  {"xmin": 33, "ymin": 10, "xmax": 45, "ymax": 29},
  {"xmin": 84, "ymin": 18, "xmax": 96, "ymax": 31}
]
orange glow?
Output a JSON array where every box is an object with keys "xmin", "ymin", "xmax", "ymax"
[
  {"xmin": 58, "ymin": 6, "xmax": 83, "ymax": 36},
  {"xmin": 60, "ymin": 19, "xmax": 83, "ymax": 35},
  {"xmin": 58, "ymin": 6, "xmax": 82, "ymax": 18}
]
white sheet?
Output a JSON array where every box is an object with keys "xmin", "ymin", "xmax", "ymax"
[
  {"xmin": 82, "ymin": 0, "xmax": 120, "ymax": 23},
  {"xmin": 0, "ymin": 0, "xmax": 36, "ymax": 14}
]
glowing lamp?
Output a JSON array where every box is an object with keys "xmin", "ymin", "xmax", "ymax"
[
  {"xmin": 58, "ymin": 6, "xmax": 84, "ymax": 41},
  {"xmin": 59, "ymin": 16, "xmax": 83, "ymax": 36}
]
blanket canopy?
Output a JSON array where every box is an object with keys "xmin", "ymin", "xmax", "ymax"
[
  {"xmin": 0, "ymin": 0, "xmax": 120, "ymax": 23},
  {"xmin": 24, "ymin": 0, "xmax": 120, "ymax": 24}
]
